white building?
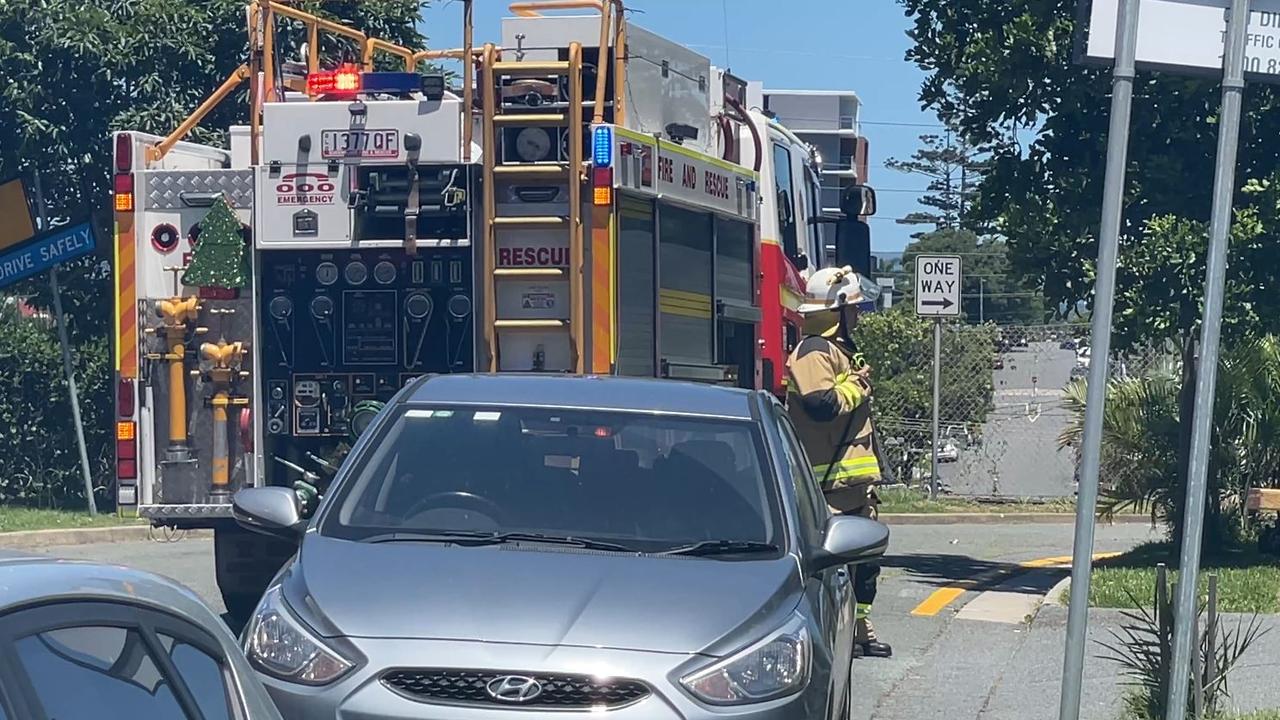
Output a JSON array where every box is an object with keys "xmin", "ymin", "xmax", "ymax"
[{"xmin": 758, "ymin": 88, "xmax": 867, "ymax": 212}]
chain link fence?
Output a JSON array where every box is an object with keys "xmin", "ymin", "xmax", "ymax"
[{"xmin": 869, "ymin": 322, "xmax": 1171, "ymax": 499}]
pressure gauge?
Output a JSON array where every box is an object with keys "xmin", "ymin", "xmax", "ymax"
[
  {"xmin": 310, "ymin": 295, "xmax": 335, "ymax": 319},
  {"xmin": 515, "ymin": 127, "xmax": 552, "ymax": 162},
  {"xmin": 374, "ymin": 261, "xmax": 397, "ymax": 285},
  {"xmin": 315, "ymin": 262, "xmax": 339, "ymax": 286},
  {"xmin": 268, "ymin": 296, "xmax": 293, "ymax": 320},
  {"xmin": 344, "ymin": 261, "xmax": 368, "ymax": 286}
]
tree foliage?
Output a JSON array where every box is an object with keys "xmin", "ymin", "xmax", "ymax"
[
  {"xmin": 0, "ymin": 313, "xmax": 113, "ymax": 508},
  {"xmin": 854, "ymin": 305, "xmax": 996, "ymax": 428},
  {"xmin": 0, "ymin": 0, "xmax": 428, "ymax": 506},
  {"xmin": 884, "ymin": 130, "xmax": 990, "ymax": 235},
  {"xmin": 897, "ymin": 0, "xmax": 1280, "ymax": 318},
  {"xmin": 0, "ymin": 0, "xmax": 428, "ymax": 341}
]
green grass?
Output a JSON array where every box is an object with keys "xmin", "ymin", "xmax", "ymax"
[
  {"xmin": 0, "ymin": 507, "xmax": 142, "ymax": 533},
  {"xmin": 877, "ymin": 486, "xmax": 1077, "ymax": 514},
  {"xmin": 1085, "ymin": 542, "xmax": 1280, "ymax": 614},
  {"xmin": 1228, "ymin": 712, "xmax": 1280, "ymax": 720}
]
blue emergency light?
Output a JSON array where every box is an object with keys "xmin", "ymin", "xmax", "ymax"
[{"xmin": 593, "ymin": 126, "xmax": 613, "ymax": 167}]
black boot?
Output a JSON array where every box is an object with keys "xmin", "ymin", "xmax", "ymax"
[{"xmin": 855, "ymin": 618, "xmax": 893, "ymax": 658}]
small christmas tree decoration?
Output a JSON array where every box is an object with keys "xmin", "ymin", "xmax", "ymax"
[{"xmin": 182, "ymin": 195, "xmax": 249, "ymax": 290}]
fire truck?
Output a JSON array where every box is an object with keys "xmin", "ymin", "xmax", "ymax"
[{"xmin": 110, "ymin": 0, "xmax": 879, "ymax": 615}]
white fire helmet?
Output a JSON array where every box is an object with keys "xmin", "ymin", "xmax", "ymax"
[{"xmin": 797, "ymin": 265, "xmax": 882, "ymax": 315}]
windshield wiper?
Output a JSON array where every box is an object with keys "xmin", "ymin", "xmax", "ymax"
[
  {"xmin": 360, "ymin": 531, "xmax": 491, "ymax": 544},
  {"xmin": 658, "ymin": 540, "xmax": 779, "ymax": 557},
  {"xmin": 361, "ymin": 530, "xmax": 637, "ymax": 552},
  {"xmin": 481, "ymin": 532, "xmax": 639, "ymax": 553}
]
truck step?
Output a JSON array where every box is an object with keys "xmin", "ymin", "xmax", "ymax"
[
  {"xmin": 494, "ymin": 267, "xmax": 569, "ymax": 278},
  {"xmin": 493, "ymin": 61, "xmax": 573, "ymax": 77},
  {"xmin": 492, "ymin": 113, "xmax": 570, "ymax": 127},
  {"xmin": 494, "ymin": 319, "xmax": 570, "ymax": 329},
  {"xmin": 491, "ymin": 215, "xmax": 570, "ymax": 228},
  {"xmin": 492, "ymin": 163, "xmax": 572, "ymax": 179}
]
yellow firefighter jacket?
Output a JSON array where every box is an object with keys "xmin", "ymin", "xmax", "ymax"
[{"xmin": 786, "ymin": 332, "xmax": 881, "ymax": 513}]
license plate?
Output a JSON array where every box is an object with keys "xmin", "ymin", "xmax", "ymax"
[{"xmin": 321, "ymin": 129, "xmax": 400, "ymax": 159}]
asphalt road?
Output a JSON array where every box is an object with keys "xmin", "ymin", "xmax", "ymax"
[
  {"xmin": 28, "ymin": 519, "xmax": 1273, "ymax": 720},
  {"xmin": 936, "ymin": 341, "xmax": 1081, "ymax": 498}
]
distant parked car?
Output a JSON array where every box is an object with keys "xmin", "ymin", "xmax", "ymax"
[
  {"xmin": 1059, "ymin": 338, "xmax": 1077, "ymax": 351},
  {"xmin": 993, "ymin": 355, "xmax": 1005, "ymax": 370},
  {"xmin": 936, "ymin": 441, "xmax": 959, "ymax": 463}
]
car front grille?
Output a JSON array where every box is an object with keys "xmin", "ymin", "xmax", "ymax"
[{"xmin": 381, "ymin": 668, "xmax": 651, "ymax": 710}]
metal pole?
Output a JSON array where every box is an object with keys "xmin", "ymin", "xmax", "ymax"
[
  {"xmin": 930, "ymin": 318, "xmax": 941, "ymax": 499},
  {"xmin": 1167, "ymin": 1, "xmax": 1250, "ymax": 717},
  {"xmin": 979, "ymin": 278, "xmax": 985, "ymax": 324},
  {"xmin": 1057, "ymin": 1, "xmax": 1139, "ymax": 717},
  {"xmin": 32, "ymin": 173, "xmax": 97, "ymax": 516}
]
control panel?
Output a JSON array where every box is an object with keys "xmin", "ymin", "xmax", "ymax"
[{"xmin": 258, "ymin": 247, "xmax": 474, "ymax": 441}]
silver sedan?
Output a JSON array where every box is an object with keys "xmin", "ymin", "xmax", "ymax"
[
  {"xmin": 233, "ymin": 374, "xmax": 889, "ymax": 720},
  {"xmin": 0, "ymin": 553, "xmax": 282, "ymax": 719}
]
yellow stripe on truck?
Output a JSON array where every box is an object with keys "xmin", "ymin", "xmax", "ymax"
[{"xmin": 659, "ymin": 289, "xmax": 712, "ymax": 319}]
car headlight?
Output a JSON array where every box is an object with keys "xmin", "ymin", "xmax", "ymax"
[
  {"xmin": 243, "ymin": 586, "xmax": 354, "ymax": 685},
  {"xmin": 680, "ymin": 615, "xmax": 811, "ymax": 705}
]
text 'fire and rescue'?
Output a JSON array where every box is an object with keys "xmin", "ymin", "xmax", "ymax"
[{"xmin": 657, "ymin": 156, "xmax": 732, "ymax": 200}]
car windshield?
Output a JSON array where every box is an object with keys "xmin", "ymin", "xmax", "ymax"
[{"xmin": 320, "ymin": 405, "xmax": 783, "ymax": 554}]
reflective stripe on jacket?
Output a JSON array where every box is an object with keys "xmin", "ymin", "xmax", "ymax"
[{"xmin": 786, "ymin": 334, "xmax": 881, "ymax": 513}]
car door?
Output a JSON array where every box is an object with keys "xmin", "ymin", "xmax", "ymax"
[
  {"xmin": 772, "ymin": 405, "xmax": 855, "ymax": 716},
  {"xmin": 0, "ymin": 601, "xmax": 260, "ymax": 720}
]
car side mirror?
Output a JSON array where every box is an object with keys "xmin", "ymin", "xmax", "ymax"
[
  {"xmin": 809, "ymin": 514, "xmax": 888, "ymax": 574},
  {"xmin": 233, "ymin": 487, "xmax": 307, "ymax": 541}
]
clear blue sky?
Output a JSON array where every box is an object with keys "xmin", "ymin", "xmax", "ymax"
[{"xmin": 420, "ymin": 0, "xmax": 940, "ymax": 253}]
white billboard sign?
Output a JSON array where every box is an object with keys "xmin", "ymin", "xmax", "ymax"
[{"xmin": 1082, "ymin": 0, "xmax": 1280, "ymax": 81}]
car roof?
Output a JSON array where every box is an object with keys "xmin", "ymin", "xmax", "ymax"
[
  {"xmin": 404, "ymin": 374, "xmax": 760, "ymax": 420},
  {"xmin": 0, "ymin": 555, "xmax": 220, "ymax": 622}
]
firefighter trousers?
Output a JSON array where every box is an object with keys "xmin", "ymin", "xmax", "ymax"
[{"xmin": 849, "ymin": 501, "xmax": 879, "ymax": 619}]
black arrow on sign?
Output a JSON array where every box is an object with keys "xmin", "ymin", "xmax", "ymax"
[{"xmin": 921, "ymin": 297, "xmax": 955, "ymax": 309}]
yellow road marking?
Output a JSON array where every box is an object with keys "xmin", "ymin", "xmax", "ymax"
[{"xmin": 909, "ymin": 551, "xmax": 1123, "ymax": 617}]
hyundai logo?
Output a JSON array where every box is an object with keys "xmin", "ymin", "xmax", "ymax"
[{"xmin": 486, "ymin": 675, "xmax": 544, "ymax": 703}]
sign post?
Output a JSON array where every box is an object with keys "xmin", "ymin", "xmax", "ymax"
[
  {"xmin": 1, "ymin": 174, "xmax": 100, "ymax": 516},
  {"xmin": 1167, "ymin": 1, "xmax": 1251, "ymax": 717},
  {"xmin": 1071, "ymin": 1, "xmax": 1252, "ymax": 719},
  {"xmin": 915, "ymin": 254, "xmax": 962, "ymax": 499}
]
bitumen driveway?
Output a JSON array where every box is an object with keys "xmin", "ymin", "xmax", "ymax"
[{"xmin": 25, "ymin": 519, "xmax": 1275, "ymax": 719}]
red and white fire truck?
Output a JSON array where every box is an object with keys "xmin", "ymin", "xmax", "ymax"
[{"xmin": 111, "ymin": 0, "xmax": 879, "ymax": 614}]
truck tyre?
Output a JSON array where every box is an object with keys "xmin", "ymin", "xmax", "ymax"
[{"xmin": 214, "ymin": 524, "xmax": 298, "ymax": 625}]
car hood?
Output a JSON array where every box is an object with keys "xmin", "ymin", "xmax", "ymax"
[{"xmin": 286, "ymin": 534, "xmax": 801, "ymax": 655}]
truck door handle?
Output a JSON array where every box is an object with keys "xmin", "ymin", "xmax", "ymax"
[{"xmin": 179, "ymin": 192, "xmax": 221, "ymax": 208}]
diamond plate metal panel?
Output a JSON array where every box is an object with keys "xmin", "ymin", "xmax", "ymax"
[
  {"xmin": 139, "ymin": 504, "xmax": 234, "ymax": 519},
  {"xmin": 145, "ymin": 170, "xmax": 254, "ymax": 210}
]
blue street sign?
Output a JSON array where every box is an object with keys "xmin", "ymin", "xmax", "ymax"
[{"xmin": 0, "ymin": 221, "xmax": 96, "ymax": 289}]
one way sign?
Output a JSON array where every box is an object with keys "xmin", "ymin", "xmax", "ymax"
[{"xmin": 915, "ymin": 254, "xmax": 962, "ymax": 317}]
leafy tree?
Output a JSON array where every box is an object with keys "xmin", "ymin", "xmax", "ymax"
[
  {"xmin": 897, "ymin": 0, "xmax": 1280, "ymax": 317},
  {"xmin": 0, "ymin": 0, "xmax": 428, "ymax": 341},
  {"xmin": 853, "ymin": 305, "xmax": 996, "ymax": 479},
  {"xmin": 0, "ymin": 0, "xmax": 428, "ymax": 507},
  {"xmin": 896, "ymin": 227, "xmax": 1044, "ymax": 325},
  {"xmin": 884, "ymin": 130, "xmax": 990, "ymax": 235}
]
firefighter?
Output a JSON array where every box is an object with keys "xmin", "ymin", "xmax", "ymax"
[{"xmin": 786, "ymin": 265, "xmax": 892, "ymax": 659}]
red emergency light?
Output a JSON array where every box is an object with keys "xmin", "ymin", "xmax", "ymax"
[{"xmin": 308, "ymin": 64, "xmax": 362, "ymax": 96}]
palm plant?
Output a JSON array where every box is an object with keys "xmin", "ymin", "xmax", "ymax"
[
  {"xmin": 1058, "ymin": 363, "xmax": 1182, "ymax": 522},
  {"xmin": 1060, "ymin": 335, "xmax": 1280, "ymax": 538}
]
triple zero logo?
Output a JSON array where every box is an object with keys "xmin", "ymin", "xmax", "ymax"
[{"xmin": 277, "ymin": 173, "xmax": 336, "ymax": 205}]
